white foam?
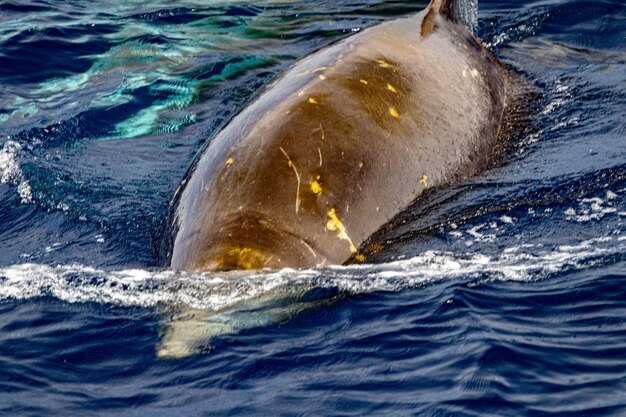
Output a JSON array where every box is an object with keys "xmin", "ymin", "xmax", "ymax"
[
  {"xmin": 541, "ymin": 79, "xmax": 573, "ymax": 119},
  {"xmin": 0, "ymin": 235, "xmax": 622, "ymax": 311},
  {"xmin": 0, "ymin": 140, "xmax": 33, "ymax": 203},
  {"xmin": 565, "ymin": 194, "xmax": 620, "ymax": 223},
  {"xmin": 500, "ymin": 215, "xmax": 515, "ymax": 224}
]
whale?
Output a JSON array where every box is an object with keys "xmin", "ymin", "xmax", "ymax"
[
  {"xmin": 166, "ymin": 0, "xmax": 525, "ymax": 272},
  {"xmin": 158, "ymin": 0, "xmax": 532, "ymax": 357}
]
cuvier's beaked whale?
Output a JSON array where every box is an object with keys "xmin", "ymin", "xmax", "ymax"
[{"xmin": 167, "ymin": 0, "xmax": 521, "ymax": 272}]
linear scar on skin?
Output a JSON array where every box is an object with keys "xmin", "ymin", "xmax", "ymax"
[
  {"xmin": 171, "ymin": 178, "xmax": 187, "ymax": 204},
  {"xmin": 279, "ymin": 146, "xmax": 301, "ymax": 214},
  {"xmin": 300, "ymin": 239, "xmax": 318, "ymax": 258},
  {"xmin": 296, "ymin": 66, "xmax": 329, "ymax": 78}
]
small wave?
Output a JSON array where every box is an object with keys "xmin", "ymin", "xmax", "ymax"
[
  {"xmin": 0, "ymin": 140, "xmax": 32, "ymax": 203},
  {"xmin": 482, "ymin": 8, "xmax": 549, "ymax": 50},
  {"xmin": 0, "ymin": 235, "xmax": 622, "ymax": 311},
  {"xmin": 564, "ymin": 191, "xmax": 620, "ymax": 223}
]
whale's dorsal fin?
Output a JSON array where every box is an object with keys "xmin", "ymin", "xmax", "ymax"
[
  {"xmin": 424, "ymin": 0, "xmax": 477, "ymax": 33},
  {"xmin": 429, "ymin": 0, "xmax": 462, "ymax": 24}
]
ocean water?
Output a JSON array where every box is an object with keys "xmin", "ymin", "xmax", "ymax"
[{"xmin": 0, "ymin": 0, "xmax": 625, "ymax": 415}]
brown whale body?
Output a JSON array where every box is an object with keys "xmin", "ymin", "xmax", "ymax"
[{"xmin": 170, "ymin": 0, "xmax": 513, "ymax": 271}]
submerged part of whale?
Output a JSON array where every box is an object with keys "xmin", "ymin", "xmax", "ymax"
[
  {"xmin": 166, "ymin": 0, "xmax": 526, "ymax": 272},
  {"xmin": 157, "ymin": 286, "xmax": 338, "ymax": 358}
]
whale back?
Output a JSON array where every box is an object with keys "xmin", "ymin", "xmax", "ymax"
[{"xmin": 167, "ymin": 0, "xmax": 511, "ymax": 271}]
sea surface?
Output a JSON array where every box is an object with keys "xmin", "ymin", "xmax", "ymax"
[{"xmin": 1, "ymin": 0, "xmax": 625, "ymax": 415}]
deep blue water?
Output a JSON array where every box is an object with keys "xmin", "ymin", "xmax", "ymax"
[{"xmin": 1, "ymin": 0, "xmax": 625, "ymax": 415}]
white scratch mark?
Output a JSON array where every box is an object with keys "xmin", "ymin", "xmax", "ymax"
[
  {"xmin": 263, "ymin": 255, "xmax": 275, "ymax": 266},
  {"xmin": 300, "ymin": 239, "xmax": 318, "ymax": 258},
  {"xmin": 279, "ymin": 146, "xmax": 301, "ymax": 214}
]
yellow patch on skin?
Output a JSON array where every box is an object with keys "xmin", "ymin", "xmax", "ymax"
[
  {"xmin": 386, "ymin": 83, "xmax": 398, "ymax": 93},
  {"xmin": 368, "ymin": 243, "xmax": 385, "ymax": 254},
  {"xmin": 377, "ymin": 59, "xmax": 390, "ymax": 68},
  {"xmin": 326, "ymin": 208, "xmax": 357, "ymax": 253},
  {"xmin": 355, "ymin": 254, "xmax": 366, "ymax": 263},
  {"xmin": 318, "ymin": 75, "xmax": 326, "ymax": 80},
  {"xmin": 359, "ymin": 79, "xmax": 369, "ymax": 85},
  {"xmin": 226, "ymin": 157, "xmax": 234, "ymax": 166},
  {"xmin": 389, "ymin": 107, "xmax": 400, "ymax": 119},
  {"xmin": 310, "ymin": 177, "xmax": 322, "ymax": 195},
  {"xmin": 222, "ymin": 247, "xmax": 265, "ymax": 270},
  {"xmin": 420, "ymin": 175, "xmax": 428, "ymax": 187},
  {"xmin": 308, "ymin": 97, "xmax": 319, "ymax": 105}
]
